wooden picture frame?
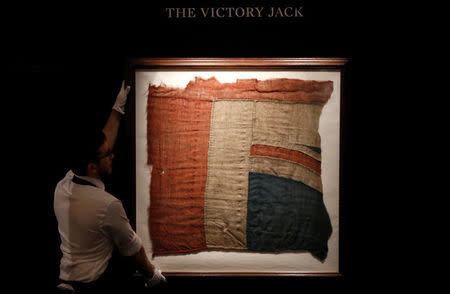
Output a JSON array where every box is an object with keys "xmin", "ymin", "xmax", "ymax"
[{"xmin": 125, "ymin": 58, "xmax": 348, "ymax": 277}]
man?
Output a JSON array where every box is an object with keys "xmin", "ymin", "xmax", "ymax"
[{"xmin": 54, "ymin": 81, "xmax": 165, "ymax": 293}]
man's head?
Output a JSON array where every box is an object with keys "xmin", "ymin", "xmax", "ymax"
[{"xmin": 71, "ymin": 128, "xmax": 114, "ymax": 179}]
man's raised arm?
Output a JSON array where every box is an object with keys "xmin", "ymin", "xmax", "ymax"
[{"xmin": 103, "ymin": 80, "xmax": 130, "ymax": 148}]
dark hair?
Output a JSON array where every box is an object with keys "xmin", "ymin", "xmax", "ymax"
[{"xmin": 70, "ymin": 128, "xmax": 106, "ymax": 176}]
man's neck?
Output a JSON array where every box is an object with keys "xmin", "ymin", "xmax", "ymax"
[
  {"xmin": 86, "ymin": 170, "xmax": 101, "ymax": 180},
  {"xmin": 75, "ymin": 172, "xmax": 106, "ymax": 190}
]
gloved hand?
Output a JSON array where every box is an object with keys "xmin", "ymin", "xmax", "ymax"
[
  {"xmin": 112, "ymin": 80, "xmax": 131, "ymax": 114},
  {"xmin": 56, "ymin": 283, "xmax": 75, "ymax": 293},
  {"xmin": 145, "ymin": 268, "xmax": 167, "ymax": 287}
]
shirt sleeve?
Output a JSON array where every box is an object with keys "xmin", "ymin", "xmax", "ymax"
[{"xmin": 102, "ymin": 200, "xmax": 143, "ymax": 256}]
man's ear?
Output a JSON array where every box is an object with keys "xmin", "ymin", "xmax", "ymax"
[{"xmin": 87, "ymin": 162, "xmax": 98, "ymax": 174}]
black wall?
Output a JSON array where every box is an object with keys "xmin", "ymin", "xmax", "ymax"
[{"xmin": 6, "ymin": 1, "xmax": 390, "ymax": 292}]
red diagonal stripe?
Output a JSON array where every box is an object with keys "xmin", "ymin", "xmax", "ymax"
[{"xmin": 250, "ymin": 144, "xmax": 321, "ymax": 174}]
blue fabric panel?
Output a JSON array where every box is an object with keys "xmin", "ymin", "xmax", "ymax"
[
  {"xmin": 246, "ymin": 172, "xmax": 332, "ymax": 261},
  {"xmin": 305, "ymin": 145, "xmax": 321, "ymax": 154}
]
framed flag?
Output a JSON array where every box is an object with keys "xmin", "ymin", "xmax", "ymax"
[{"xmin": 126, "ymin": 58, "xmax": 347, "ymax": 276}]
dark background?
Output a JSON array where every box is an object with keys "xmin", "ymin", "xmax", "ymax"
[{"xmin": 5, "ymin": 0, "xmax": 407, "ymax": 292}]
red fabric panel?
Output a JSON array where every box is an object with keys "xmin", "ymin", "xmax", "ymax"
[
  {"xmin": 250, "ymin": 144, "xmax": 322, "ymax": 174},
  {"xmin": 147, "ymin": 96, "xmax": 211, "ymax": 255},
  {"xmin": 149, "ymin": 77, "xmax": 333, "ymax": 104}
]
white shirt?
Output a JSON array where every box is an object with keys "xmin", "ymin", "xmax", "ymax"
[{"xmin": 54, "ymin": 170, "xmax": 142, "ymax": 283}]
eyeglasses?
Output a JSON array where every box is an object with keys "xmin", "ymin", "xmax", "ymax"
[{"xmin": 98, "ymin": 148, "xmax": 114, "ymax": 159}]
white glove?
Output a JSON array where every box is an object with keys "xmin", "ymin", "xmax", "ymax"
[
  {"xmin": 112, "ymin": 80, "xmax": 131, "ymax": 114},
  {"xmin": 56, "ymin": 283, "xmax": 75, "ymax": 293},
  {"xmin": 145, "ymin": 268, "xmax": 166, "ymax": 287}
]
